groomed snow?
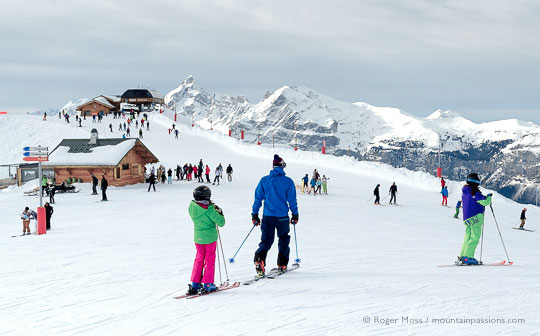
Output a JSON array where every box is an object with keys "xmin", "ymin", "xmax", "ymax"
[{"xmin": 0, "ymin": 113, "xmax": 538, "ymax": 335}]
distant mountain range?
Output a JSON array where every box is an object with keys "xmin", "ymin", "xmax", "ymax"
[
  {"xmin": 50, "ymin": 76, "xmax": 539, "ymax": 204},
  {"xmin": 163, "ymin": 76, "xmax": 540, "ymax": 205}
]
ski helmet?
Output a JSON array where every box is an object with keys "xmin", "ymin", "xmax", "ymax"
[
  {"xmin": 193, "ymin": 186, "xmax": 211, "ymax": 201},
  {"xmin": 466, "ymin": 173, "xmax": 481, "ymax": 185}
]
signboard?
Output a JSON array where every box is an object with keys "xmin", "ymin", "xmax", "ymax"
[
  {"xmin": 23, "ymin": 152, "xmax": 48, "ymax": 157},
  {"xmin": 23, "ymin": 147, "xmax": 48, "ymax": 151},
  {"xmin": 23, "ymin": 157, "xmax": 49, "ymax": 162}
]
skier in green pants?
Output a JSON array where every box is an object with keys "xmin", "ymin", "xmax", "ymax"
[{"xmin": 457, "ymin": 173, "xmax": 492, "ymax": 265}]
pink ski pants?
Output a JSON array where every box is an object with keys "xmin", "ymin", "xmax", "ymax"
[{"xmin": 190, "ymin": 241, "xmax": 217, "ymax": 284}]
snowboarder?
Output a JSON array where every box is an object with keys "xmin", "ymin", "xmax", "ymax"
[
  {"xmin": 301, "ymin": 174, "xmax": 309, "ymax": 193},
  {"xmin": 374, "ymin": 184, "xmax": 381, "ymax": 205},
  {"xmin": 198, "ymin": 160, "xmax": 204, "ymax": 183},
  {"xmin": 147, "ymin": 172, "xmax": 156, "ymax": 192},
  {"xmin": 226, "ymin": 164, "xmax": 233, "ymax": 182},
  {"xmin": 205, "ymin": 165, "xmax": 211, "ymax": 183},
  {"xmin": 454, "ymin": 200, "xmax": 462, "ymax": 218},
  {"xmin": 389, "ymin": 182, "xmax": 398, "ymax": 204},
  {"xmin": 44, "ymin": 202, "xmax": 53, "ymax": 230},
  {"xmin": 101, "ymin": 175, "xmax": 108, "ymax": 201},
  {"xmin": 41, "ymin": 175, "xmax": 48, "ymax": 196},
  {"xmin": 251, "ymin": 154, "xmax": 298, "ymax": 276},
  {"xmin": 441, "ymin": 186, "xmax": 449, "ymax": 206},
  {"xmin": 167, "ymin": 168, "xmax": 173, "ymax": 184},
  {"xmin": 192, "ymin": 165, "xmax": 198, "ymax": 182},
  {"xmin": 186, "ymin": 186, "xmax": 225, "ymax": 294},
  {"xmin": 310, "ymin": 177, "xmax": 317, "ymax": 195},
  {"xmin": 161, "ymin": 170, "xmax": 166, "ymax": 184},
  {"xmin": 21, "ymin": 207, "xmax": 33, "ymax": 235},
  {"xmin": 519, "ymin": 208, "xmax": 527, "ymax": 229},
  {"xmin": 457, "ymin": 173, "xmax": 492, "ymax": 265},
  {"xmin": 49, "ymin": 185, "xmax": 55, "ymax": 204},
  {"xmin": 321, "ymin": 175, "xmax": 329, "ymax": 195},
  {"xmin": 213, "ymin": 164, "xmax": 223, "ymax": 185},
  {"xmin": 91, "ymin": 174, "xmax": 99, "ymax": 195}
]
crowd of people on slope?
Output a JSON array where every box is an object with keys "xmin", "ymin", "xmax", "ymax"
[
  {"xmin": 145, "ymin": 161, "xmax": 234, "ymax": 192},
  {"xmin": 300, "ymin": 169, "xmax": 329, "ymax": 195}
]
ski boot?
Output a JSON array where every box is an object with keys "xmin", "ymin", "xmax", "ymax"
[
  {"xmin": 255, "ymin": 259, "xmax": 265, "ymax": 277},
  {"xmin": 203, "ymin": 283, "xmax": 218, "ymax": 293},
  {"xmin": 519, "ymin": 227, "xmax": 525, "ymax": 230},
  {"xmin": 455, "ymin": 256, "xmax": 463, "ymax": 266},
  {"xmin": 186, "ymin": 282, "xmax": 201, "ymax": 295},
  {"xmin": 277, "ymin": 265, "xmax": 287, "ymax": 274},
  {"xmin": 461, "ymin": 257, "xmax": 479, "ymax": 265}
]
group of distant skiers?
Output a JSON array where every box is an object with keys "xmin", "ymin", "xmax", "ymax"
[
  {"xmin": 301, "ymin": 169, "xmax": 329, "ymax": 195},
  {"xmin": 373, "ymin": 182, "xmax": 398, "ymax": 205},
  {"xmin": 146, "ymin": 161, "xmax": 234, "ymax": 192}
]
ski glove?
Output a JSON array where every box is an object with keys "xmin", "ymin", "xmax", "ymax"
[
  {"xmin": 252, "ymin": 213, "xmax": 261, "ymax": 226},
  {"xmin": 290, "ymin": 214, "xmax": 299, "ymax": 225},
  {"xmin": 487, "ymin": 193, "xmax": 493, "ymax": 197},
  {"xmin": 214, "ymin": 204, "xmax": 224, "ymax": 216}
]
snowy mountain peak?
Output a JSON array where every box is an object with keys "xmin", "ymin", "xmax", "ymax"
[{"xmin": 426, "ymin": 109, "xmax": 462, "ymax": 120}]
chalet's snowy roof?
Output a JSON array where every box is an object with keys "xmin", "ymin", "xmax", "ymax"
[
  {"xmin": 43, "ymin": 138, "xmax": 158, "ymax": 166},
  {"xmin": 77, "ymin": 97, "xmax": 115, "ymax": 110}
]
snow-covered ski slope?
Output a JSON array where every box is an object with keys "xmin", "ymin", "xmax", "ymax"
[{"xmin": 0, "ymin": 113, "xmax": 538, "ymax": 335}]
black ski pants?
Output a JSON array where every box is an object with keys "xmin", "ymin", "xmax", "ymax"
[{"xmin": 254, "ymin": 216, "xmax": 291, "ymax": 267}]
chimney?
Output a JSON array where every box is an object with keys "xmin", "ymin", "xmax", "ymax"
[{"xmin": 89, "ymin": 128, "xmax": 99, "ymax": 145}]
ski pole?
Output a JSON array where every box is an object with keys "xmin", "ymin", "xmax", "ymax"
[
  {"xmin": 293, "ymin": 223, "xmax": 301, "ymax": 263},
  {"xmin": 216, "ymin": 237, "xmax": 223, "ymax": 285},
  {"xmin": 479, "ymin": 222, "xmax": 485, "ymax": 264},
  {"xmin": 365, "ymin": 195, "xmax": 374, "ymax": 204},
  {"xmin": 217, "ymin": 226, "xmax": 229, "ymax": 282},
  {"xmin": 228, "ymin": 224, "xmax": 256, "ymax": 263},
  {"xmin": 489, "ymin": 204, "xmax": 512, "ymax": 263},
  {"xmin": 381, "ymin": 193, "xmax": 390, "ymax": 201}
]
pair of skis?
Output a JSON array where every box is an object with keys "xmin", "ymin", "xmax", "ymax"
[
  {"xmin": 243, "ymin": 263, "xmax": 300, "ymax": 285},
  {"xmin": 173, "ymin": 281, "xmax": 241, "ymax": 300},
  {"xmin": 438, "ymin": 260, "xmax": 513, "ymax": 268},
  {"xmin": 174, "ymin": 263, "xmax": 300, "ymax": 299}
]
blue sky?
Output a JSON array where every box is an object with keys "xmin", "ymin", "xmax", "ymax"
[{"xmin": 1, "ymin": 0, "xmax": 539, "ymax": 124}]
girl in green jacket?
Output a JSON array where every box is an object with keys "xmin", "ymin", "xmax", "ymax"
[{"xmin": 186, "ymin": 186, "xmax": 225, "ymax": 295}]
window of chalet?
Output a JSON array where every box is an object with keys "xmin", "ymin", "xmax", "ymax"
[
  {"xmin": 122, "ymin": 163, "xmax": 129, "ymax": 170},
  {"xmin": 115, "ymin": 167, "xmax": 120, "ymax": 179}
]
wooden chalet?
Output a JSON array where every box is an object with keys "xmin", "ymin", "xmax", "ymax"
[
  {"xmin": 43, "ymin": 129, "xmax": 158, "ymax": 186},
  {"xmin": 77, "ymin": 96, "xmax": 121, "ymax": 117}
]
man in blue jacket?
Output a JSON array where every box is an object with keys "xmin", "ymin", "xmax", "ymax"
[{"xmin": 252, "ymin": 154, "xmax": 299, "ymax": 276}]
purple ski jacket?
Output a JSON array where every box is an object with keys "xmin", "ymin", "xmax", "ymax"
[{"xmin": 462, "ymin": 185, "xmax": 492, "ymax": 221}]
